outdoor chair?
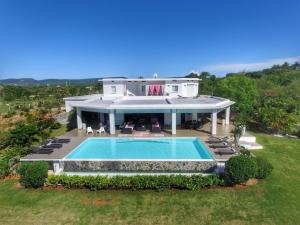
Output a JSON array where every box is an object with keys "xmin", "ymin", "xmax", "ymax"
[
  {"xmin": 96, "ymin": 126, "xmax": 105, "ymax": 134},
  {"xmin": 87, "ymin": 126, "xmax": 94, "ymax": 134}
]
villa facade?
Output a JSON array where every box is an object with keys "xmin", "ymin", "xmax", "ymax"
[{"xmin": 64, "ymin": 76, "xmax": 234, "ymax": 135}]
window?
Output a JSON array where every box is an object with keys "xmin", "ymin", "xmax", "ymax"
[
  {"xmin": 111, "ymin": 86, "xmax": 116, "ymax": 94},
  {"xmin": 172, "ymin": 85, "xmax": 178, "ymax": 93}
]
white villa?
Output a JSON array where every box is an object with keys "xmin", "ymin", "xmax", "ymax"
[{"xmin": 64, "ymin": 76, "xmax": 234, "ymax": 136}]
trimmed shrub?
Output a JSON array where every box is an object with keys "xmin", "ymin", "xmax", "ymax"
[
  {"xmin": 18, "ymin": 161, "xmax": 48, "ymax": 188},
  {"xmin": 224, "ymin": 155, "xmax": 257, "ymax": 185},
  {"xmin": 0, "ymin": 160, "xmax": 10, "ymax": 179},
  {"xmin": 47, "ymin": 174, "xmax": 223, "ymax": 191},
  {"xmin": 239, "ymin": 148, "xmax": 251, "ymax": 156},
  {"xmin": 254, "ymin": 157, "xmax": 273, "ymax": 179}
]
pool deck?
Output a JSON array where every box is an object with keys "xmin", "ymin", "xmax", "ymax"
[{"xmin": 21, "ymin": 121, "xmax": 236, "ymax": 162}]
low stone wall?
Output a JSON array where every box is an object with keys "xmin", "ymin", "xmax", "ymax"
[{"xmin": 63, "ymin": 160, "xmax": 217, "ymax": 173}]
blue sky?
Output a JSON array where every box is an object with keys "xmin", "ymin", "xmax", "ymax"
[{"xmin": 0, "ymin": 0, "xmax": 299, "ymax": 79}]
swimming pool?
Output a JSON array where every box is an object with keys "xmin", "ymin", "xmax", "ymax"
[{"xmin": 65, "ymin": 137, "xmax": 213, "ymax": 161}]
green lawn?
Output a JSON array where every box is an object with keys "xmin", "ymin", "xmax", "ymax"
[{"xmin": 0, "ymin": 133, "xmax": 299, "ymax": 225}]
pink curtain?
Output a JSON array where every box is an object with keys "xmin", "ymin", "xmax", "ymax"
[
  {"xmin": 149, "ymin": 85, "xmax": 155, "ymax": 96},
  {"xmin": 155, "ymin": 85, "xmax": 160, "ymax": 96}
]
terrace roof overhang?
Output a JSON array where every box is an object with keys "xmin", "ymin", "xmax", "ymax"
[{"xmin": 70, "ymin": 96, "xmax": 234, "ymax": 114}]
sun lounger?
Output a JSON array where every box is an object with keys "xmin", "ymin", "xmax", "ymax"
[
  {"xmin": 210, "ymin": 140, "xmax": 234, "ymax": 148},
  {"xmin": 215, "ymin": 147, "xmax": 236, "ymax": 155},
  {"xmin": 42, "ymin": 143, "xmax": 63, "ymax": 148},
  {"xmin": 51, "ymin": 137, "xmax": 70, "ymax": 143},
  {"xmin": 206, "ymin": 136, "xmax": 229, "ymax": 143},
  {"xmin": 31, "ymin": 147, "xmax": 54, "ymax": 154},
  {"xmin": 209, "ymin": 142, "xmax": 230, "ymax": 148}
]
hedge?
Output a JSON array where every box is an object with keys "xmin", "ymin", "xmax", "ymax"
[
  {"xmin": 254, "ymin": 156, "xmax": 273, "ymax": 179},
  {"xmin": 47, "ymin": 174, "xmax": 224, "ymax": 191},
  {"xmin": 224, "ymin": 155, "xmax": 257, "ymax": 185},
  {"xmin": 18, "ymin": 161, "xmax": 48, "ymax": 188}
]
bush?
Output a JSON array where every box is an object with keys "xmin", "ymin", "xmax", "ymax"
[
  {"xmin": 254, "ymin": 157, "xmax": 273, "ymax": 179},
  {"xmin": 224, "ymin": 155, "xmax": 257, "ymax": 185},
  {"xmin": 50, "ymin": 122, "xmax": 61, "ymax": 129},
  {"xmin": 0, "ymin": 160, "xmax": 10, "ymax": 179},
  {"xmin": 18, "ymin": 161, "xmax": 48, "ymax": 188},
  {"xmin": 47, "ymin": 174, "xmax": 224, "ymax": 191},
  {"xmin": 239, "ymin": 147, "xmax": 251, "ymax": 156}
]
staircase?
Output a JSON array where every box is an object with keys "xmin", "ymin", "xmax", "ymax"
[{"xmin": 239, "ymin": 135, "xmax": 263, "ymax": 150}]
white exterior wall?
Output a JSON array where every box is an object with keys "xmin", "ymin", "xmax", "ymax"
[
  {"xmin": 102, "ymin": 78, "xmax": 198, "ymax": 97},
  {"xmin": 103, "ymin": 80, "xmax": 126, "ymax": 97},
  {"xmin": 65, "ymin": 100, "xmax": 73, "ymax": 112},
  {"xmin": 164, "ymin": 80, "xmax": 198, "ymax": 97}
]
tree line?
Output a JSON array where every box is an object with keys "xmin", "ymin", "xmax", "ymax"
[{"xmin": 187, "ymin": 62, "xmax": 300, "ymax": 135}]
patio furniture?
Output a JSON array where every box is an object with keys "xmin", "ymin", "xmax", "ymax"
[
  {"xmin": 151, "ymin": 122, "xmax": 161, "ymax": 133},
  {"xmin": 215, "ymin": 147, "xmax": 236, "ymax": 155},
  {"xmin": 96, "ymin": 126, "xmax": 106, "ymax": 134},
  {"xmin": 31, "ymin": 147, "xmax": 54, "ymax": 154},
  {"xmin": 51, "ymin": 137, "xmax": 70, "ymax": 143},
  {"xmin": 122, "ymin": 122, "xmax": 135, "ymax": 134},
  {"xmin": 136, "ymin": 123, "xmax": 146, "ymax": 131},
  {"xmin": 184, "ymin": 120, "xmax": 202, "ymax": 130},
  {"xmin": 206, "ymin": 136, "xmax": 228, "ymax": 143},
  {"xmin": 87, "ymin": 126, "xmax": 94, "ymax": 134},
  {"xmin": 119, "ymin": 122, "xmax": 126, "ymax": 129},
  {"xmin": 42, "ymin": 143, "xmax": 63, "ymax": 149},
  {"xmin": 209, "ymin": 141, "xmax": 233, "ymax": 148}
]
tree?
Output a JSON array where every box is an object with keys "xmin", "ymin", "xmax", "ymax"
[
  {"xmin": 2, "ymin": 123, "xmax": 39, "ymax": 148},
  {"xmin": 215, "ymin": 75, "xmax": 259, "ymax": 124},
  {"xmin": 254, "ymin": 96, "xmax": 297, "ymax": 134}
]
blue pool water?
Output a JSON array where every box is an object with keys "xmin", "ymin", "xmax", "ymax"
[{"xmin": 65, "ymin": 138, "xmax": 212, "ymax": 160}]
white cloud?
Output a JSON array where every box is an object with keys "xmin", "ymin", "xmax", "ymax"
[{"xmin": 200, "ymin": 56, "xmax": 300, "ymax": 76}]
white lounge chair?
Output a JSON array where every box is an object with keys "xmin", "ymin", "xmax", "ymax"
[
  {"xmin": 87, "ymin": 126, "xmax": 94, "ymax": 134},
  {"xmin": 96, "ymin": 126, "xmax": 105, "ymax": 134}
]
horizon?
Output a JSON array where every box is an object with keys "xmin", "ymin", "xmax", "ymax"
[
  {"xmin": 1, "ymin": 57, "xmax": 300, "ymax": 81},
  {"xmin": 0, "ymin": 0, "xmax": 299, "ymax": 79}
]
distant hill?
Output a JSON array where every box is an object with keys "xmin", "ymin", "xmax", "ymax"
[{"xmin": 0, "ymin": 78, "xmax": 100, "ymax": 86}]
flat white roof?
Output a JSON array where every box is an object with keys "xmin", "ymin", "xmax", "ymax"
[
  {"xmin": 100, "ymin": 77, "xmax": 199, "ymax": 81},
  {"xmin": 66, "ymin": 95, "xmax": 234, "ymax": 111}
]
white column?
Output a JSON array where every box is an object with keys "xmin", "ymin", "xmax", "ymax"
[
  {"xmin": 225, "ymin": 107, "xmax": 230, "ymax": 125},
  {"xmin": 109, "ymin": 110, "xmax": 116, "ymax": 135},
  {"xmin": 172, "ymin": 109, "xmax": 176, "ymax": 135},
  {"xmin": 76, "ymin": 108, "xmax": 83, "ymax": 129},
  {"xmin": 211, "ymin": 112, "xmax": 217, "ymax": 135}
]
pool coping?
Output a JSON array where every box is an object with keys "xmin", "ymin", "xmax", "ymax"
[{"xmin": 62, "ymin": 136, "xmax": 214, "ymax": 162}]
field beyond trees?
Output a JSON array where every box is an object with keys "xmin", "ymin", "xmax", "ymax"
[{"xmin": 0, "ymin": 133, "xmax": 299, "ymax": 225}]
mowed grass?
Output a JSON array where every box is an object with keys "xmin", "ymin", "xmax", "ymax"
[{"xmin": 0, "ymin": 133, "xmax": 299, "ymax": 225}]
